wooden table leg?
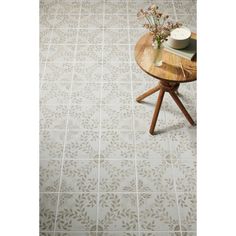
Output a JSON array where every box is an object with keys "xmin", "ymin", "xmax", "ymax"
[
  {"xmin": 169, "ymin": 91, "xmax": 196, "ymax": 126},
  {"xmin": 136, "ymin": 84, "xmax": 160, "ymax": 103},
  {"xmin": 149, "ymin": 88, "xmax": 165, "ymax": 135}
]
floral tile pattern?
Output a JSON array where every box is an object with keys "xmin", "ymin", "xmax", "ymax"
[
  {"xmin": 68, "ymin": 104, "xmax": 100, "ymax": 130},
  {"xmin": 73, "ymin": 63, "xmax": 102, "ymax": 82},
  {"xmin": 104, "ymin": 29, "xmax": 129, "ymax": 44},
  {"xmin": 101, "ymin": 104, "xmax": 133, "ymax": 130},
  {"xmin": 56, "ymin": 193, "xmax": 97, "ymax": 231},
  {"xmin": 100, "ymin": 160, "xmax": 136, "ymax": 192},
  {"xmin": 103, "ymin": 62, "xmax": 130, "ymax": 82},
  {"xmin": 40, "ymin": 193, "xmax": 58, "ymax": 231},
  {"xmin": 40, "ymin": 129, "xmax": 65, "ymax": 160},
  {"xmin": 51, "ymin": 28, "xmax": 78, "ymax": 44},
  {"xmin": 40, "ymin": 104, "xmax": 68, "ymax": 130},
  {"xmin": 61, "ymin": 160, "xmax": 98, "ymax": 192},
  {"xmin": 40, "ymin": 160, "xmax": 61, "ymax": 192},
  {"xmin": 40, "ymin": 0, "xmax": 196, "ymax": 235},
  {"xmin": 178, "ymin": 193, "xmax": 196, "ymax": 231},
  {"xmin": 172, "ymin": 158, "xmax": 196, "ymax": 192},
  {"xmin": 98, "ymin": 193, "xmax": 138, "ymax": 231},
  {"xmin": 139, "ymin": 193, "xmax": 180, "ymax": 231},
  {"xmin": 64, "ymin": 130, "xmax": 99, "ymax": 159},
  {"xmin": 40, "ymin": 82, "xmax": 71, "ymax": 105},
  {"xmin": 101, "ymin": 83, "xmax": 132, "ymax": 105},
  {"xmin": 137, "ymin": 159, "xmax": 174, "ymax": 192},
  {"xmin": 43, "ymin": 63, "xmax": 74, "ymax": 82},
  {"xmin": 100, "ymin": 130, "xmax": 135, "ymax": 159}
]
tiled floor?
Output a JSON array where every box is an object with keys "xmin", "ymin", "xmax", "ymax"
[{"xmin": 40, "ymin": 0, "xmax": 196, "ymax": 236}]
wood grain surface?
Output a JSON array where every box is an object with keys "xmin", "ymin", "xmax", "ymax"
[{"xmin": 134, "ymin": 32, "xmax": 197, "ymax": 83}]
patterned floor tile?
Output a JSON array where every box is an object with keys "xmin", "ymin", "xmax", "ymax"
[
  {"xmin": 40, "ymin": 14, "xmax": 56, "ymax": 28},
  {"xmin": 40, "ymin": 63, "xmax": 46, "ymax": 79},
  {"xmin": 79, "ymin": 14, "xmax": 103, "ymax": 29},
  {"xmin": 98, "ymin": 193, "xmax": 138, "ymax": 231},
  {"xmin": 139, "ymin": 193, "xmax": 180, "ymax": 231},
  {"xmin": 137, "ymin": 159, "xmax": 174, "ymax": 192},
  {"xmin": 104, "ymin": 1, "xmax": 127, "ymax": 15},
  {"xmin": 101, "ymin": 83, "xmax": 132, "ymax": 105},
  {"xmin": 76, "ymin": 45, "xmax": 102, "ymax": 62},
  {"xmin": 135, "ymin": 131, "xmax": 170, "ymax": 160},
  {"xmin": 40, "ymin": 1, "xmax": 57, "ymax": 15},
  {"xmin": 101, "ymin": 104, "xmax": 133, "ymax": 130},
  {"xmin": 77, "ymin": 29, "xmax": 103, "ymax": 44},
  {"xmin": 56, "ymin": 193, "xmax": 97, "ymax": 231},
  {"xmin": 64, "ymin": 130, "xmax": 99, "ymax": 159},
  {"xmin": 68, "ymin": 104, "xmax": 100, "ymax": 130},
  {"xmin": 128, "ymin": 14, "xmax": 146, "ymax": 29},
  {"xmin": 173, "ymin": 1, "xmax": 196, "ymax": 15},
  {"xmin": 47, "ymin": 44, "xmax": 76, "ymax": 62},
  {"xmin": 61, "ymin": 160, "xmax": 98, "ymax": 192},
  {"xmin": 54, "ymin": 233, "xmax": 95, "ymax": 236},
  {"xmin": 128, "ymin": 1, "xmax": 151, "ymax": 15},
  {"xmin": 168, "ymin": 128, "xmax": 196, "ymax": 160},
  {"xmin": 54, "ymin": 14, "xmax": 80, "ymax": 28},
  {"xmin": 81, "ymin": 1, "xmax": 103, "ymax": 14},
  {"xmin": 40, "ymin": 193, "xmax": 58, "ymax": 231},
  {"xmin": 73, "ymin": 63, "xmax": 102, "ymax": 82},
  {"xmin": 102, "ymin": 62, "xmax": 131, "ymax": 82},
  {"xmin": 43, "ymin": 63, "xmax": 74, "ymax": 82},
  {"xmin": 155, "ymin": 1, "xmax": 175, "ymax": 16},
  {"xmin": 104, "ymin": 15, "xmax": 128, "ymax": 28},
  {"xmin": 51, "ymin": 28, "xmax": 78, "ymax": 44},
  {"xmin": 40, "ymin": 28, "xmax": 53, "ymax": 44},
  {"xmin": 40, "ymin": 44, "xmax": 50, "ymax": 62},
  {"xmin": 182, "ymin": 233, "xmax": 196, "ymax": 236},
  {"xmin": 134, "ymin": 103, "xmax": 166, "ymax": 131},
  {"xmin": 71, "ymin": 83, "xmax": 101, "ymax": 104},
  {"xmin": 140, "ymin": 233, "xmax": 180, "ymax": 236},
  {"xmin": 172, "ymin": 158, "xmax": 196, "ymax": 192},
  {"xmin": 100, "ymin": 233, "xmax": 138, "ymax": 236},
  {"xmin": 40, "ymin": 232, "xmax": 54, "ymax": 236},
  {"xmin": 129, "ymin": 28, "xmax": 147, "ymax": 44},
  {"xmin": 40, "ymin": 82, "xmax": 71, "ymax": 105},
  {"xmin": 104, "ymin": 28, "xmax": 129, "ymax": 44},
  {"xmin": 100, "ymin": 130, "xmax": 135, "ymax": 159},
  {"xmin": 103, "ymin": 45, "xmax": 130, "ymax": 62},
  {"xmin": 56, "ymin": 2, "xmax": 81, "ymax": 15},
  {"xmin": 100, "ymin": 160, "xmax": 136, "ymax": 192},
  {"xmin": 40, "ymin": 130, "xmax": 65, "ymax": 159},
  {"xmin": 178, "ymin": 193, "xmax": 196, "ymax": 231},
  {"xmin": 40, "ymin": 160, "xmax": 61, "ymax": 192},
  {"xmin": 40, "ymin": 104, "xmax": 68, "ymax": 130}
]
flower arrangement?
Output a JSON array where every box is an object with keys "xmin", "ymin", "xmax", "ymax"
[{"xmin": 137, "ymin": 4, "xmax": 182, "ymax": 49}]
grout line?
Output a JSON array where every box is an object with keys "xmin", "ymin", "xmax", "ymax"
[
  {"xmin": 52, "ymin": 2, "xmax": 82, "ymax": 235},
  {"xmin": 126, "ymin": 0, "xmax": 141, "ymax": 234},
  {"xmin": 96, "ymin": 0, "xmax": 105, "ymax": 233}
]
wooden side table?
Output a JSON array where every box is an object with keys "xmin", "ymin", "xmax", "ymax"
[{"xmin": 135, "ymin": 32, "xmax": 197, "ymax": 135}]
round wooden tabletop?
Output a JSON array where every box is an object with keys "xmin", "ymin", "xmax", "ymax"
[{"xmin": 134, "ymin": 32, "xmax": 197, "ymax": 83}]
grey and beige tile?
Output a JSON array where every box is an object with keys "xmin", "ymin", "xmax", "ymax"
[{"xmin": 40, "ymin": 0, "xmax": 196, "ymax": 235}]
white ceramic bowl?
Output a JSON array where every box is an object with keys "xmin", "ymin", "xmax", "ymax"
[{"xmin": 167, "ymin": 27, "xmax": 191, "ymax": 49}]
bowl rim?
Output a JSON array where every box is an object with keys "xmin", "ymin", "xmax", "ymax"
[{"xmin": 169, "ymin": 26, "xmax": 191, "ymax": 41}]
